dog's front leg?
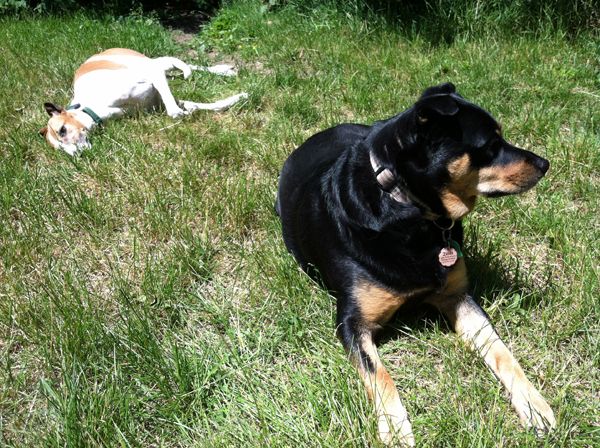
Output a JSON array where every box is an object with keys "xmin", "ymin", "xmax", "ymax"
[
  {"xmin": 432, "ymin": 294, "xmax": 556, "ymax": 432},
  {"xmin": 338, "ymin": 318, "xmax": 415, "ymax": 446},
  {"xmin": 151, "ymin": 74, "xmax": 186, "ymax": 118}
]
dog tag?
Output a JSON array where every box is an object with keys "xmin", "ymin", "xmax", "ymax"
[{"xmin": 439, "ymin": 247, "xmax": 458, "ymax": 267}]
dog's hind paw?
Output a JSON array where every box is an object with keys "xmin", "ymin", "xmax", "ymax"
[
  {"xmin": 206, "ymin": 64, "xmax": 237, "ymax": 76},
  {"xmin": 190, "ymin": 64, "xmax": 238, "ymax": 77}
]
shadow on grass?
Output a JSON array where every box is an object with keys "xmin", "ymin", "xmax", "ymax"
[{"xmin": 156, "ymin": 3, "xmax": 216, "ymax": 34}]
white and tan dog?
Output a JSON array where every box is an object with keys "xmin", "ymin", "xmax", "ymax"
[{"xmin": 40, "ymin": 48, "xmax": 248, "ymax": 155}]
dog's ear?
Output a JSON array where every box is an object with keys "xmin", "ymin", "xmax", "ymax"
[
  {"xmin": 44, "ymin": 102, "xmax": 63, "ymax": 116},
  {"xmin": 39, "ymin": 126, "xmax": 48, "ymax": 137},
  {"xmin": 420, "ymin": 82, "xmax": 456, "ymax": 98},
  {"xmin": 415, "ymin": 94, "xmax": 459, "ymax": 123}
]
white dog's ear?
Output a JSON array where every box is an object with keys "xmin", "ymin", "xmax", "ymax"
[
  {"xmin": 39, "ymin": 126, "xmax": 48, "ymax": 137},
  {"xmin": 44, "ymin": 102, "xmax": 63, "ymax": 116}
]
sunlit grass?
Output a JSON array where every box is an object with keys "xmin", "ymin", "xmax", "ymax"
[{"xmin": 0, "ymin": 1, "xmax": 598, "ymax": 446}]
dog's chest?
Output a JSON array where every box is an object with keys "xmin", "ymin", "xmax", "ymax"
[
  {"xmin": 358, "ymin": 223, "xmax": 468, "ymax": 299},
  {"xmin": 353, "ymin": 259, "xmax": 467, "ymax": 327}
]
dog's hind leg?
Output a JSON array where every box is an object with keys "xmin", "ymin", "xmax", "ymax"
[
  {"xmin": 338, "ymin": 315, "xmax": 415, "ymax": 446},
  {"xmin": 431, "ymin": 294, "xmax": 556, "ymax": 433},
  {"xmin": 188, "ymin": 64, "xmax": 238, "ymax": 77},
  {"xmin": 180, "ymin": 93, "xmax": 248, "ymax": 113},
  {"xmin": 154, "ymin": 56, "xmax": 192, "ymax": 79}
]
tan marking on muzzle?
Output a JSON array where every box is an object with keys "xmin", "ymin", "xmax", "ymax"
[
  {"xmin": 74, "ymin": 59, "xmax": 127, "ymax": 82},
  {"xmin": 478, "ymin": 161, "xmax": 538, "ymax": 194}
]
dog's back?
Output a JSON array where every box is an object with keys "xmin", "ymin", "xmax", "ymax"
[{"xmin": 276, "ymin": 123, "xmax": 370, "ymax": 268}]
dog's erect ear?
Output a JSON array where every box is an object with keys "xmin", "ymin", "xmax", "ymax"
[
  {"xmin": 415, "ymin": 93, "xmax": 459, "ymax": 123},
  {"xmin": 39, "ymin": 126, "xmax": 48, "ymax": 137},
  {"xmin": 420, "ymin": 82, "xmax": 456, "ymax": 98},
  {"xmin": 44, "ymin": 102, "xmax": 63, "ymax": 116}
]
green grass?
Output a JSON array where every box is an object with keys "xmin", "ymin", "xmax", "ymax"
[{"xmin": 0, "ymin": 1, "xmax": 598, "ymax": 446}]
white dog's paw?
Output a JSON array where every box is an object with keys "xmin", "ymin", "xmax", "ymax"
[
  {"xmin": 167, "ymin": 108, "xmax": 188, "ymax": 119},
  {"xmin": 208, "ymin": 93, "xmax": 249, "ymax": 112}
]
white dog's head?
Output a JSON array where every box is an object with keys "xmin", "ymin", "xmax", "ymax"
[{"xmin": 40, "ymin": 103, "xmax": 90, "ymax": 155}]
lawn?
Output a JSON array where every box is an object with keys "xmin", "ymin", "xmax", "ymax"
[{"xmin": 0, "ymin": 1, "xmax": 598, "ymax": 446}]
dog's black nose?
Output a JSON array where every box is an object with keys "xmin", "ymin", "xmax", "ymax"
[{"xmin": 536, "ymin": 157, "xmax": 550, "ymax": 175}]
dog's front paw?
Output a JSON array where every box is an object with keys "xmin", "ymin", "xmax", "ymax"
[
  {"xmin": 512, "ymin": 384, "xmax": 556, "ymax": 434},
  {"xmin": 377, "ymin": 412, "xmax": 415, "ymax": 447},
  {"xmin": 207, "ymin": 64, "xmax": 237, "ymax": 76}
]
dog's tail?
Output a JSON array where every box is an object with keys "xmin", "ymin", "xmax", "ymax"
[{"xmin": 154, "ymin": 56, "xmax": 192, "ymax": 79}]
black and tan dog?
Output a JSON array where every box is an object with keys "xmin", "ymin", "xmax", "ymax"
[{"xmin": 276, "ymin": 83, "xmax": 555, "ymax": 445}]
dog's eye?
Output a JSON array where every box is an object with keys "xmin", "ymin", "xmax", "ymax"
[
  {"xmin": 58, "ymin": 126, "xmax": 67, "ymax": 137},
  {"xmin": 489, "ymin": 140, "xmax": 502, "ymax": 152},
  {"xmin": 484, "ymin": 140, "xmax": 502, "ymax": 160}
]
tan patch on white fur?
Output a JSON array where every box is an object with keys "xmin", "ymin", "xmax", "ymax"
[
  {"xmin": 98, "ymin": 48, "xmax": 147, "ymax": 58},
  {"xmin": 354, "ymin": 281, "xmax": 428, "ymax": 327},
  {"xmin": 441, "ymin": 154, "xmax": 479, "ymax": 220},
  {"xmin": 478, "ymin": 161, "xmax": 538, "ymax": 194},
  {"xmin": 74, "ymin": 59, "xmax": 127, "ymax": 82}
]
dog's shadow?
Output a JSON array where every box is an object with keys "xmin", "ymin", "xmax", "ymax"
[{"xmin": 378, "ymin": 225, "xmax": 555, "ymax": 343}]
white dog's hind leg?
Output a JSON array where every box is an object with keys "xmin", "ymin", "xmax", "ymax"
[
  {"xmin": 154, "ymin": 56, "xmax": 193, "ymax": 79},
  {"xmin": 181, "ymin": 92, "xmax": 248, "ymax": 113},
  {"xmin": 188, "ymin": 64, "xmax": 238, "ymax": 77}
]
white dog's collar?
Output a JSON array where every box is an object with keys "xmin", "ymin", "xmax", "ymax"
[{"xmin": 67, "ymin": 103, "xmax": 102, "ymax": 125}]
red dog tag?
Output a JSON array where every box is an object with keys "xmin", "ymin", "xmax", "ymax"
[{"xmin": 439, "ymin": 247, "xmax": 458, "ymax": 267}]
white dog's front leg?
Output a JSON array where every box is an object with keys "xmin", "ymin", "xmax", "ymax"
[{"xmin": 151, "ymin": 74, "xmax": 186, "ymax": 118}]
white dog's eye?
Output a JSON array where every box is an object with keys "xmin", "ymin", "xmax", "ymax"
[{"xmin": 59, "ymin": 126, "xmax": 67, "ymax": 137}]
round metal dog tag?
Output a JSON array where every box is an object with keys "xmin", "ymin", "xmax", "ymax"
[{"xmin": 439, "ymin": 247, "xmax": 458, "ymax": 267}]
